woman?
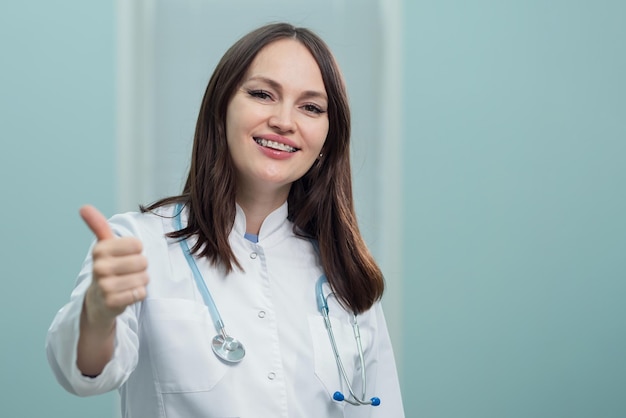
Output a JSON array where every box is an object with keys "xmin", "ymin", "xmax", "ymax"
[{"xmin": 47, "ymin": 22, "xmax": 404, "ymax": 417}]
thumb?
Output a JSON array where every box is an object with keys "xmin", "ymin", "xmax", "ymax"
[{"xmin": 79, "ymin": 205, "xmax": 114, "ymax": 241}]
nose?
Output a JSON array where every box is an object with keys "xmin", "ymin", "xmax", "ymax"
[{"xmin": 268, "ymin": 104, "xmax": 296, "ymax": 133}]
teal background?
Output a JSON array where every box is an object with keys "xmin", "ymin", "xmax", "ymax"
[
  {"xmin": 402, "ymin": 1, "xmax": 626, "ymax": 417},
  {"xmin": 1, "ymin": 1, "xmax": 625, "ymax": 417},
  {"xmin": 0, "ymin": 1, "xmax": 117, "ymax": 417}
]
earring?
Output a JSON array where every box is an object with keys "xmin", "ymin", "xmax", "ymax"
[{"xmin": 319, "ymin": 152, "xmax": 323, "ymax": 158}]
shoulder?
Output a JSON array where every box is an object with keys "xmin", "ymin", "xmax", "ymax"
[{"xmin": 108, "ymin": 205, "xmax": 177, "ymax": 241}]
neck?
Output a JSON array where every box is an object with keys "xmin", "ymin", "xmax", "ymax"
[{"xmin": 236, "ymin": 187, "xmax": 290, "ymax": 235}]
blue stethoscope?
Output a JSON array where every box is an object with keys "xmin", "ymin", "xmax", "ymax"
[{"xmin": 173, "ymin": 204, "xmax": 380, "ymax": 406}]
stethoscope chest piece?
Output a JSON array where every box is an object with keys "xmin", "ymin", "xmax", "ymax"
[{"xmin": 212, "ymin": 334, "xmax": 245, "ymax": 363}]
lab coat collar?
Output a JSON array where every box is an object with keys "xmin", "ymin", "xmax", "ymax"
[{"xmin": 233, "ymin": 201, "xmax": 290, "ymax": 245}]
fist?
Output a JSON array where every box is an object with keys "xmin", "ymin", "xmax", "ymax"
[{"xmin": 80, "ymin": 205, "xmax": 149, "ymax": 325}]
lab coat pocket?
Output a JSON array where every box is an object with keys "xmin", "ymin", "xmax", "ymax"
[
  {"xmin": 308, "ymin": 314, "xmax": 358, "ymax": 398},
  {"xmin": 142, "ymin": 298, "xmax": 230, "ymax": 393}
]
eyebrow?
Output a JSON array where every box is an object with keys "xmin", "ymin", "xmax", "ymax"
[{"xmin": 246, "ymin": 76, "xmax": 328, "ymax": 102}]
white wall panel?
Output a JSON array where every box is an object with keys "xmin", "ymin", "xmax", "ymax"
[{"xmin": 116, "ymin": 0, "xmax": 404, "ymax": 377}]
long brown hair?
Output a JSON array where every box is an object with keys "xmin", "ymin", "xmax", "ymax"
[{"xmin": 143, "ymin": 22, "xmax": 384, "ymax": 314}]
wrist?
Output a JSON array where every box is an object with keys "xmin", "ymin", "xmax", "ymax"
[{"xmin": 82, "ymin": 286, "xmax": 116, "ymax": 332}]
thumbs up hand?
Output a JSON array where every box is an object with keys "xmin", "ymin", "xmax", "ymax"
[
  {"xmin": 79, "ymin": 205, "xmax": 149, "ymax": 326},
  {"xmin": 76, "ymin": 205, "xmax": 149, "ymax": 375}
]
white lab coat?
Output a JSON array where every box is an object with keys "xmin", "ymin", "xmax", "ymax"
[{"xmin": 46, "ymin": 203, "xmax": 404, "ymax": 417}]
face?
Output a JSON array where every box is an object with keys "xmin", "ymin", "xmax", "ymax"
[{"xmin": 226, "ymin": 38, "xmax": 329, "ymax": 200}]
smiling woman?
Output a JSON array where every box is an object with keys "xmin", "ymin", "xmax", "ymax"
[
  {"xmin": 46, "ymin": 22, "xmax": 404, "ymax": 417},
  {"xmin": 226, "ymin": 39, "xmax": 330, "ymax": 208}
]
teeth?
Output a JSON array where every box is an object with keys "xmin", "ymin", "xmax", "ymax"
[{"xmin": 254, "ymin": 138, "xmax": 297, "ymax": 152}]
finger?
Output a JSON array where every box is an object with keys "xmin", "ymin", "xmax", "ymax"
[
  {"xmin": 80, "ymin": 205, "xmax": 114, "ymax": 241},
  {"xmin": 92, "ymin": 280, "xmax": 148, "ymax": 311},
  {"xmin": 93, "ymin": 251, "xmax": 146, "ymax": 276},
  {"xmin": 98, "ymin": 288, "xmax": 144, "ymax": 313},
  {"xmin": 129, "ymin": 287, "xmax": 147, "ymax": 304},
  {"xmin": 92, "ymin": 237, "xmax": 144, "ymax": 259},
  {"xmin": 110, "ymin": 288, "xmax": 145, "ymax": 308},
  {"xmin": 106, "ymin": 253, "xmax": 148, "ymax": 275},
  {"xmin": 93, "ymin": 265, "xmax": 149, "ymax": 290}
]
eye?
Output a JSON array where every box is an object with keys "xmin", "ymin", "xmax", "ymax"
[
  {"xmin": 247, "ymin": 89, "xmax": 272, "ymax": 101},
  {"xmin": 302, "ymin": 103, "xmax": 326, "ymax": 115}
]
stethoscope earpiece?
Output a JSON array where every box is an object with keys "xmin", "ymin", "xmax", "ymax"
[
  {"xmin": 318, "ymin": 276, "xmax": 381, "ymax": 407},
  {"xmin": 333, "ymin": 391, "xmax": 381, "ymax": 407}
]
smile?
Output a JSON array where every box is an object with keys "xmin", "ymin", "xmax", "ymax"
[{"xmin": 254, "ymin": 137, "xmax": 298, "ymax": 153}]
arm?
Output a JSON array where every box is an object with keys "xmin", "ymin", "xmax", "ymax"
[
  {"xmin": 46, "ymin": 206, "xmax": 148, "ymax": 395},
  {"xmin": 76, "ymin": 205, "xmax": 148, "ymax": 376}
]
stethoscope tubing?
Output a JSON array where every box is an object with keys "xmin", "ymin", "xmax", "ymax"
[
  {"xmin": 317, "ymin": 275, "xmax": 380, "ymax": 406},
  {"xmin": 174, "ymin": 204, "xmax": 246, "ymax": 363},
  {"xmin": 174, "ymin": 203, "xmax": 379, "ymax": 405},
  {"xmin": 174, "ymin": 204, "xmax": 225, "ymax": 333}
]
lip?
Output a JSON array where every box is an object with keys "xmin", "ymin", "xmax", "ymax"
[
  {"xmin": 254, "ymin": 133, "xmax": 300, "ymax": 150},
  {"xmin": 252, "ymin": 133, "xmax": 300, "ymax": 160},
  {"xmin": 255, "ymin": 142, "xmax": 296, "ymax": 160}
]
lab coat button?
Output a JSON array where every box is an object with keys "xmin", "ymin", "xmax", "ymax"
[
  {"xmin": 267, "ymin": 372, "xmax": 276, "ymax": 380},
  {"xmin": 258, "ymin": 311, "xmax": 266, "ymax": 318},
  {"xmin": 250, "ymin": 252, "xmax": 258, "ymax": 259}
]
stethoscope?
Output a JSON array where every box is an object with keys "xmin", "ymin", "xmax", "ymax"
[
  {"xmin": 316, "ymin": 275, "xmax": 381, "ymax": 406},
  {"xmin": 174, "ymin": 203, "xmax": 246, "ymax": 363},
  {"xmin": 173, "ymin": 203, "xmax": 380, "ymax": 406}
]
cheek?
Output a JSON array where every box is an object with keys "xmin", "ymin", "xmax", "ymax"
[
  {"xmin": 318, "ymin": 128, "xmax": 330, "ymax": 152},
  {"xmin": 225, "ymin": 97, "xmax": 250, "ymax": 145},
  {"xmin": 310, "ymin": 122, "xmax": 329, "ymax": 152},
  {"xmin": 226, "ymin": 104, "xmax": 265, "ymax": 143},
  {"xmin": 225, "ymin": 107, "xmax": 236, "ymax": 146},
  {"xmin": 225, "ymin": 115, "xmax": 249, "ymax": 151}
]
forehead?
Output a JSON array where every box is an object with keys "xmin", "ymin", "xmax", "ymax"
[{"xmin": 244, "ymin": 39, "xmax": 326, "ymax": 92}]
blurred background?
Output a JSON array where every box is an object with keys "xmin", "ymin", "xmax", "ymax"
[{"xmin": 1, "ymin": 0, "xmax": 624, "ymax": 417}]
